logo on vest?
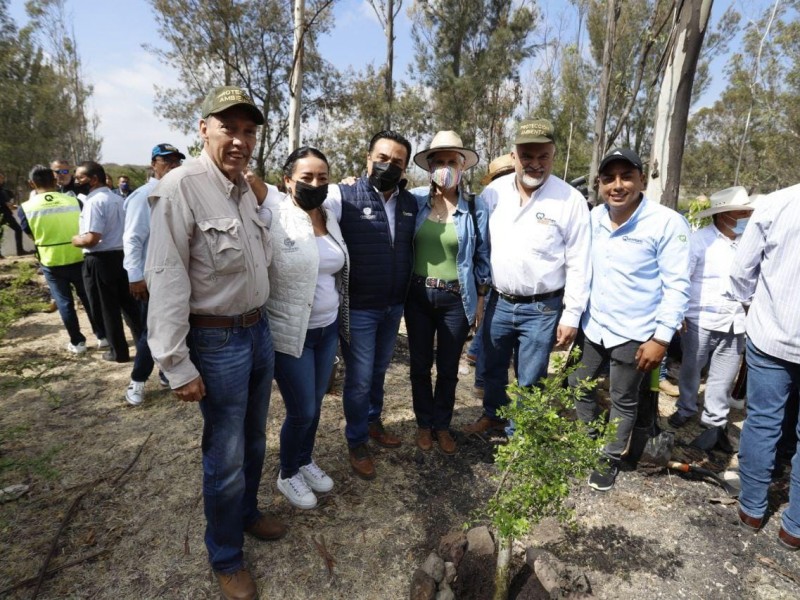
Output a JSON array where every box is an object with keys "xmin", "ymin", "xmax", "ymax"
[
  {"xmin": 361, "ymin": 206, "xmax": 376, "ymax": 221},
  {"xmin": 45, "ymin": 194, "xmax": 54, "ymax": 202},
  {"xmin": 282, "ymin": 237, "xmax": 299, "ymax": 252}
]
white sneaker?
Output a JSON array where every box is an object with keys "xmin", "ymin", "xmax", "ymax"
[
  {"xmin": 299, "ymin": 460, "xmax": 334, "ymax": 493},
  {"xmin": 125, "ymin": 381, "xmax": 145, "ymax": 406},
  {"xmin": 66, "ymin": 341, "xmax": 87, "ymax": 354},
  {"xmin": 277, "ymin": 472, "xmax": 317, "ymax": 509},
  {"xmin": 97, "ymin": 338, "xmax": 110, "ymax": 349}
]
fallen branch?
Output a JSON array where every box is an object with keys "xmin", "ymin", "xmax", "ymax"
[
  {"xmin": 312, "ymin": 535, "xmax": 336, "ymax": 576},
  {"xmin": 112, "ymin": 432, "xmax": 153, "ymax": 486},
  {"xmin": 0, "ymin": 549, "xmax": 109, "ymax": 596},
  {"xmin": 31, "ymin": 491, "xmax": 88, "ymax": 599},
  {"xmin": 756, "ymin": 554, "xmax": 800, "ymax": 586}
]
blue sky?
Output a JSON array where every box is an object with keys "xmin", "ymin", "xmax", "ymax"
[{"xmin": 8, "ymin": 0, "xmax": 774, "ymax": 165}]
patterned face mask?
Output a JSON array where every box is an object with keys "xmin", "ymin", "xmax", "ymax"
[{"xmin": 429, "ymin": 165, "xmax": 462, "ymax": 190}]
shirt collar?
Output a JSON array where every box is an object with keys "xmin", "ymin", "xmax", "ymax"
[{"xmin": 200, "ymin": 150, "xmax": 248, "ymax": 202}]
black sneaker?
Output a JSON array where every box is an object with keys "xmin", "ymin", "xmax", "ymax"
[
  {"xmin": 667, "ymin": 412, "xmax": 691, "ymax": 428},
  {"xmin": 588, "ymin": 459, "xmax": 619, "ymax": 492}
]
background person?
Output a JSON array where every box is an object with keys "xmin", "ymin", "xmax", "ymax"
[
  {"xmin": 669, "ymin": 186, "xmax": 755, "ymax": 445},
  {"xmin": 406, "ymin": 131, "xmax": 490, "ymax": 454},
  {"xmin": 19, "ymin": 165, "xmax": 104, "ymax": 352},
  {"xmin": 122, "ymin": 143, "xmax": 185, "ymax": 406},
  {"xmin": 261, "ymin": 146, "xmax": 348, "ymax": 509}
]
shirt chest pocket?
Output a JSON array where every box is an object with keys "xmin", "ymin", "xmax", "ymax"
[
  {"xmin": 198, "ymin": 217, "xmax": 246, "ymax": 275},
  {"xmin": 528, "ymin": 223, "xmax": 558, "ymax": 254}
]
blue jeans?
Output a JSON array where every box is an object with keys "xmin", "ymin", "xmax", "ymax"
[
  {"xmin": 188, "ymin": 315, "xmax": 274, "ymax": 573},
  {"xmin": 341, "ymin": 304, "xmax": 404, "ymax": 447},
  {"xmin": 274, "ymin": 319, "xmax": 339, "ymax": 478},
  {"xmin": 41, "ymin": 262, "xmax": 103, "ymax": 345},
  {"xmin": 738, "ymin": 340, "xmax": 800, "ymax": 538},
  {"xmin": 481, "ymin": 293, "xmax": 561, "ymax": 418},
  {"xmin": 676, "ymin": 319, "xmax": 744, "ymax": 426},
  {"xmin": 130, "ymin": 300, "xmax": 156, "ymax": 382},
  {"xmin": 405, "ymin": 282, "xmax": 470, "ymax": 430}
]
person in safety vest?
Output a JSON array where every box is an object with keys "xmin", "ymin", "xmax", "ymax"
[{"xmin": 19, "ymin": 165, "xmax": 105, "ymax": 353}]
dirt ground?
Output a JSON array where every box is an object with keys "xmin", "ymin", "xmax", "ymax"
[{"xmin": 0, "ymin": 256, "xmax": 797, "ymax": 599}]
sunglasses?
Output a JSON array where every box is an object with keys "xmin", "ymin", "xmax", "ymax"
[{"xmin": 53, "ymin": 169, "xmax": 70, "ymax": 175}]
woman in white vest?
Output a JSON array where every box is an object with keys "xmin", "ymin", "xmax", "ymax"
[{"xmin": 262, "ymin": 147, "xmax": 349, "ymax": 510}]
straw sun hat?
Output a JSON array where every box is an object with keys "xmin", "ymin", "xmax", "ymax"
[{"xmin": 413, "ymin": 131, "xmax": 479, "ymax": 172}]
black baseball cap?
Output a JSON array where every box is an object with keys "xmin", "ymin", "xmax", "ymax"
[{"xmin": 598, "ymin": 148, "xmax": 644, "ymax": 174}]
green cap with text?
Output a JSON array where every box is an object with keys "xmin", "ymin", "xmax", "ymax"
[
  {"xmin": 514, "ymin": 118, "xmax": 555, "ymax": 145},
  {"xmin": 201, "ymin": 86, "xmax": 264, "ymax": 125}
]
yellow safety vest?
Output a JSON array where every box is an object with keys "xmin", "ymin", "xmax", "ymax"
[{"xmin": 20, "ymin": 192, "xmax": 84, "ymax": 267}]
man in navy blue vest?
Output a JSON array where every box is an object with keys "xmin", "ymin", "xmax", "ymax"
[{"xmin": 324, "ymin": 130, "xmax": 418, "ymax": 480}]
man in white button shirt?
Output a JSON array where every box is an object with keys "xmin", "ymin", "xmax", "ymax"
[
  {"xmin": 669, "ymin": 187, "xmax": 755, "ymax": 439},
  {"xmin": 464, "ymin": 118, "xmax": 591, "ymax": 434}
]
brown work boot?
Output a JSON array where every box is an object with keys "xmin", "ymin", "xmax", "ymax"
[
  {"xmin": 462, "ymin": 415, "xmax": 507, "ymax": 434},
  {"xmin": 349, "ymin": 443, "xmax": 376, "ymax": 480},
  {"xmin": 368, "ymin": 420, "xmax": 402, "ymax": 448},
  {"xmin": 245, "ymin": 514, "xmax": 288, "ymax": 541},
  {"xmin": 416, "ymin": 427, "xmax": 433, "ymax": 451},
  {"xmin": 436, "ymin": 430, "xmax": 457, "ymax": 455},
  {"xmin": 214, "ymin": 567, "xmax": 258, "ymax": 600}
]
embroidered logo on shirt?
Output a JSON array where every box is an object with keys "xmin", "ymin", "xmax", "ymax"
[
  {"xmin": 678, "ymin": 234, "xmax": 687, "ymax": 242},
  {"xmin": 622, "ymin": 235, "xmax": 644, "ymax": 245},
  {"xmin": 535, "ymin": 211, "xmax": 556, "ymax": 226}
]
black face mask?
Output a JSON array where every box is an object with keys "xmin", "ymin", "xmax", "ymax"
[
  {"xmin": 74, "ymin": 182, "xmax": 91, "ymax": 196},
  {"xmin": 292, "ymin": 180, "xmax": 328, "ymax": 211},
  {"xmin": 368, "ymin": 161, "xmax": 403, "ymax": 192}
]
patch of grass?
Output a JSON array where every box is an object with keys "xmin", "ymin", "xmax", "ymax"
[
  {"xmin": 0, "ymin": 261, "xmax": 50, "ymax": 338},
  {"xmin": 0, "ymin": 443, "xmax": 63, "ymax": 482}
]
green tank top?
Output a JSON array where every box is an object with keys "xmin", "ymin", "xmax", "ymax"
[{"xmin": 413, "ymin": 219, "xmax": 458, "ymax": 281}]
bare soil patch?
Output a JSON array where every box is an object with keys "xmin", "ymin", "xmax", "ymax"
[{"xmin": 0, "ymin": 257, "xmax": 797, "ymax": 599}]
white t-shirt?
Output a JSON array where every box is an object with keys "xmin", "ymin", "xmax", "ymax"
[{"xmin": 308, "ymin": 233, "xmax": 346, "ymax": 329}]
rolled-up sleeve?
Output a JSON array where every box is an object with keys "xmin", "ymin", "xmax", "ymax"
[
  {"xmin": 653, "ymin": 215, "xmax": 691, "ymax": 341},
  {"xmin": 729, "ymin": 209, "xmax": 767, "ymax": 303},
  {"xmin": 144, "ymin": 187, "xmax": 198, "ymax": 388},
  {"xmin": 474, "ymin": 197, "xmax": 492, "ymax": 286}
]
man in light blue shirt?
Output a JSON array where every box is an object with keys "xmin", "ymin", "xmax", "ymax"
[
  {"xmin": 570, "ymin": 148, "xmax": 690, "ymax": 492},
  {"xmin": 122, "ymin": 143, "xmax": 185, "ymax": 406}
]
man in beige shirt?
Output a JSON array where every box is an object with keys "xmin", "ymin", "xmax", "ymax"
[{"xmin": 145, "ymin": 86, "xmax": 282, "ymax": 600}]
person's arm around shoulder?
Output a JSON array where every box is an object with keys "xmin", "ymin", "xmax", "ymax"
[
  {"xmin": 145, "ymin": 183, "xmax": 204, "ymax": 402},
  {"xmin": 323, "ymin": 183, "xmax": 343, "ymax": 223}
]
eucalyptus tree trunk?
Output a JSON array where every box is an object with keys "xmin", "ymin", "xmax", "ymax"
[
  {"xmin": 646, "ymin": 0, "xmax": 712, "ymax": 208},
  {"xmin": 288, "ymin": 0, "xmax": 305, "ymax": 151}
]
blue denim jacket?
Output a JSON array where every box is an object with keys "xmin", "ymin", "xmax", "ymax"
[{"xmin": 410, "ymin": 187, "xmax": 491, "ymax": 324}]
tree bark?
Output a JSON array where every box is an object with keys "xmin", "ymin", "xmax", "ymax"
[
  {"xmin": 288, "ymin": 0, "xmax": 305, "ymax": 152},
  {"xmin": 588, "ymin": 0, "xmax": 619, "ymax": 205},
  {"xmin": 493, "ymin": 534, "xmax": 512, "ymax": 600},
  {"xmin": 646, "ymin": 0, "xmax": 712, "ymax": 208}
]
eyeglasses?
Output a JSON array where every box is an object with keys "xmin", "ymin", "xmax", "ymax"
[{"xmin": 53, "ymin": 169, "xmax": 70, "ymax": 175}]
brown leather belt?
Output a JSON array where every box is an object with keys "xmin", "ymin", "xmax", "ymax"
[
  {"xmin": 189, "ymin": 306, "xmax": 265, "ymax": 328},
  {"xmin": 495, "ymin": 287, "xmax": 564, "ymax": 304},
  {"xmin": 412, "ymin": 275, "xmax": 461, "ymax": 294}
]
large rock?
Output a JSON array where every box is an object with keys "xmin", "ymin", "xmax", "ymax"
[
  {"xmin": 438, "ymin": 530, "xmax": 468, "ymax": 567},
  {"xmin": 410, "ymin": 567, "xmax": 437, "ymax": 600},
  {"xmin": 466, "ymin": 525, "xmax": 495, "ymax": 556},
  {"xmin": 529, "ymin": 550, "xmax": 592, "ymax": 598},
  {"xmin": 421, "ymin": 552, "xmax": 445, "ymax": 583}
]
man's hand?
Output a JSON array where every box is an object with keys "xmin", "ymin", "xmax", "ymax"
[
  {"xmin": 245, "ymin": 170, "xmax": 268, "ymax": 205},
  {"xmin": 555, "ymin": 325, "xmax": 578, "ymax": 349},
  {"xmin": 173, "ymin": 376, "xmax": 206, "ymax": 402},
  {"xmin": 635, "ymin": 340, "xmax": 667, "ymax": 372},
  {"xmin": 473, "ymin": 295, "xmax": 485, "ymax": 332},
  {"xmin": 129, "ymin": 280, "xmax": 148, "ymax": 301},
  {"xmin": 339, "ymin": 176, "xmax": 357, "ymax": 185}
]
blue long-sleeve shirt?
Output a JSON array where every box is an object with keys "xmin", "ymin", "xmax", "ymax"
[
  {"xmin": 582, "ymin": 197, "xmax": 690, "ymax": 347},
  {"xmin": 123, "ymin": 177, "xmax": 158, "ymax": 282}
]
